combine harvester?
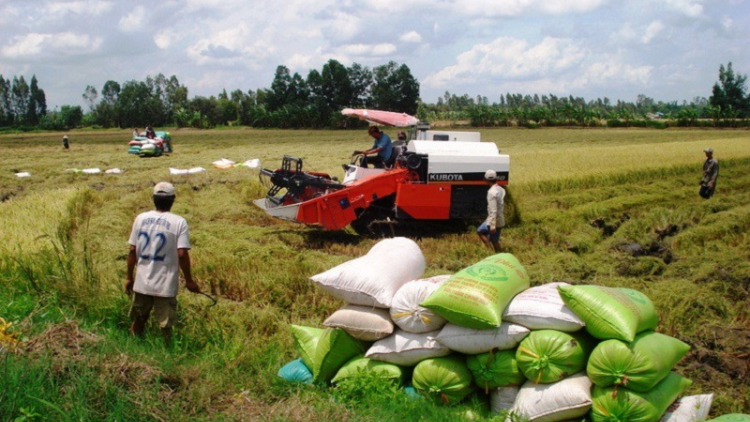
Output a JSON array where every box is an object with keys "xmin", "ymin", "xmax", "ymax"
[{"xmin": 254, "ymin": 109, "xmax": 510, "ymax": 235}]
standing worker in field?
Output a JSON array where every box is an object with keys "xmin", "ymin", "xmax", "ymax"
[
  {"xmin": 477, "ymin": 170, "xmax": 505, "ymax": 253},
  {"xmin": 125, "ymin": 182, "xmax": 200, "ymax": 343},
  {"xmin": 699, "ymin": 147, "xmax": 719, "ymax": 199},
  {"xmin": 353, "ymin": 126, "xmax": 394, "ymax": 168},
  {"xmin": 62, "ymin": 135, "xmax": 69, "ymax": 149}
]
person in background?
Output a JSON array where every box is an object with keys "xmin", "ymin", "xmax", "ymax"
[
  {"xmin": 477, "ymin": 170, "xmax": 505, "ymax": 253},
  {"xmin": 126, "ymin": 182, "xmax": 200, "ymax": 343},
  {"xmin": 133, "ymin": 127, "xmax": 141, "ymax": 138},
  {"xmin": 62, "ymin": 135, "xmax": 69, "ymax": 149},
  {"xmin": 145, "ymin": 124, "xmax": 156, "ymax": 139},
  {"xmin": 352, "ymin": 126, "xmax": 394, "ymax": 168},
  {"xmin": 699, "ymin": 147, "xmax": 719, "ymax": 199},
  {"xmin": 397, "ymin": 131, "xmax": 407, "ymax": 141}
]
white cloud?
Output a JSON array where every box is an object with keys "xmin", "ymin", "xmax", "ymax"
[
  {"xmin": 662, "ymin": 0, "xmax": 704, "ymax": 17},
  {"xmin": 642, "ymin": 21, "xmax": 665, "ymax": 43},
  {"xmin": 118, "ymin": 6, "xmax": 147, "ymax": 32},
  {"xmin": 1, "ymin": 32, "xmax": 102, "ymax": 58},
  {"xmin": 335, "ymin": 43, "xmax": 397, "ymax": 57},
  {"xmin": 424, "ymin": 36, "xmax": 585, "ymax": 88},
  {"xmin": 460, "ymin": 0, "xmax": 608, "ymax": 17},
  {"xmin": 46, "ymin": 0, "xmax": 113, "ymax": 16},
  {"xmin": 400, "ymin": 31, "xmax": 422, "ymax": 43}
]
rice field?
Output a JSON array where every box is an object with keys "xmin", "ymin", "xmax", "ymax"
[{"xmin": 0, "ymin": 126, "xmax": 748, "ymax": 421}]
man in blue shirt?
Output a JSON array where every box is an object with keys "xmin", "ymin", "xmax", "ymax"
[{"xmin": 353, "ymin": 126, "xmax": 394, "ymax": 168}]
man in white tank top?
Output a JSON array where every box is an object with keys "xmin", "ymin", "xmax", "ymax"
[{"xmin": 126, "ymin": 182, "xmax": 200, "ymax": 342}]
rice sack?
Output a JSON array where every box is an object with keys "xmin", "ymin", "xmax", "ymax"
[
  {"xmin": 365, "ymin": 329, "xmax": 450, "ymax": 366},
  {"xmin": 310, "ymin": 237, "xmax": 426, "ymax": 308},
  {"xmin": 436, "ymin": 322, "xmax": 529, "ymax": 354},
  {"xmin": 466, "ymin": 349, "xmax": 525, "ymax": 393},
  {"xmin": 390, "ymin": 275, "xmax": 450, "ymax": 333},
  {"xmin": 421, "ymin": 253, "xmax": 530, "ymax": 329},
  {"xmin": 323, "ymin": 305, "xmax": 394, "ymax": 341},
  {"xmin": 278, "ymin": 359, "xmax": 313, "ymax": 384},
  {"xmin": 502, "ymin": 282, "xmax": 585, "ymax": 332},
  {"xmin": 516, "ymin": 329, "xmax": 596, "ymax": 384},
  {"xmin": 587, "ymin": 331, "xmax": 690, "ymax": 392},
  {"xmin": 659, "ymin": 394, "xmax": 713, "ymax": 422},
  {"xmin": 312, "ymin": 328, "xmax": 368, "ymax": 384},
  {"xmin": 558, "ymin": 284, "xmax": 659, "ymax": 342},
  {"xmin": 289, "ymin": 325, "xmax": 324, "ymax": 370},
  {"xmin": 591, "ymin": 372, "xmax": 693, "ymax": 422},
  {"xmin": 510, "ymin": 372, "xmax": 592, "ymax": 422},
  {"xmin": 331, "ymin": 355, "xmax": 405, "ymax": 385},
  {"xmin": 412, "ymin": 355, "xmax": 474, "ymax": 406}
]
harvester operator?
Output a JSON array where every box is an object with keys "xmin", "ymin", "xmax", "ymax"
[{"xmin": 353, "ymin": 126, "xmax": 394, "ymax": 168}]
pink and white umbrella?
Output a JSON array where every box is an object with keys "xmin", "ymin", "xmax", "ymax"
[{"xmin": 341, "ymin": 108, "xmax": 419, "ymax": 127}]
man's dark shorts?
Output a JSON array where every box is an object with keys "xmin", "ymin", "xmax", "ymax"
[{"xmin": 477, "ymin": 222, "xmax": 501, "ymax": 243}]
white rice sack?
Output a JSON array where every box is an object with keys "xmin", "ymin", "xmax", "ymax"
[
  {"xmin": 491, "ymin": 386, "xmax": 519, "ymax": 415},
  {"xmin": 436, "ymin": 322, "xmax": 530, "ymax": 354},
  {"xmin": 324, "ymin": 305, "xmax": 394, "ymax": 341},
  {"xmin": 15, "ymin": 172, "xmax": 31, "ymax": 178},
  {"xmin": 188, "ymin": 167, "xmax": 206, "ymax": 174},
  {"xmin": 82, "ymin": 168, "xmax": 101, "ymax": 174},
  {"xmin": 213, "ymin": 158, "xmax": 236, "ymax": 169},
  {"xmin": 105, "ymin": 168, "xmax": 123, "ymax": 174},
  {"xmin": 310, "ymin": 237, "xmax": 426, "ymax": 308},
  {"xmin": 390, "ymin": 275, "xmax": 450, "ymax": 333},
  {"xmin": 511, "ymin": 372, "xmax": 592, "ymax": 422},
  {"xmin": 365, "ymin": 329, "xmax": 450, "ymax": 366},
  {"xmin": 169, "ymin": 168, "xmax": 189, "ymax": 175},
  {"xmin": 502, "ymin": 282, "xmax": 585, "ymax": 332},
  {"xmin": 660, "ymin": 394, "xmax": 714, "ymax": 422}
]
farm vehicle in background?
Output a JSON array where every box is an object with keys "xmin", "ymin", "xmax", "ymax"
[{"xmin": 254, "ymin": 109, "xmax": 510, "ymax": 235}]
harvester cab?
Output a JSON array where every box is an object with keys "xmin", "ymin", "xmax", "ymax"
[{"xmin": 254, "ymin": 109, "xmax": 509, "ymax": 235}]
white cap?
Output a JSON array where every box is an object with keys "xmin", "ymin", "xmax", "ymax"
[
  {"xmin": 63, "ymin": 135, "xmax": 68, "ymax": 139},
  {"xmin": 484, "ymin": 169, "xmax": 497, "ymax": 180},
  {"xmin": 704, "ymin": 147, "xmax": 713, "ymax": 153},
  {"xmin": 153, "ymin": 182, "xmax": 175, "ymax": 196}
]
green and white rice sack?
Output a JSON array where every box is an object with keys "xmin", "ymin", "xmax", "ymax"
[
  {"xmin": 412, "ymin": 355, "xmax": 474, "ymax": 406},
  {"xmin": 516, "ymin": 329, "xmax": 596, "ymax": 384},
  {"xmin": 557, "ymin": 284, "xmax": 658, "ymax": 342},
  {"xmin": 587, "ymin": 331, "xmax": 690, "ymax": 391},
  {"xmin": 421, "ymin": 253, "xmax": 530, "ymax": 329},
  {"xmin": 591, "ymin": 372, "xmax": 693, "ymax": 422}
]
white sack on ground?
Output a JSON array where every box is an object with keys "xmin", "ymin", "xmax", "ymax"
[
  {"xmin": 390, "ymin": 275, "xmax": 450, "ymax": 333},
  {"xmin": 82, "ymin": 168, "xmax": 101, "ymax": 174},
  {"xmin": 15, "ymin": 172, "xmax": 31, "ymax": 178},
  {"xmin": 510, "ymin": 372, "xmax": 592, "ymax": 422},
  {"xmin": 502, "ymin": 282, "xmax": 585, "ymax": 332},
  {"xmin": 491, "ymin": 385, "xmax": 519, "ymax": 415},
  {"xmin": 105, "ymin": 168, "xmax": 123, "ymax": 174},
  {"xmin": 324, "ymin": 305, "xmax": 394, "ymax": 341},
  {"xmin": 365, "ymin": 329, "xmax": 450, "ymax": 366},
  {"xmin": 310, "ymin": 237, "xmax": 426, "ymax": 308},
  {"xmin": 660, "ymin": 394, "xmax": 714, "ymax": 422},
  {"xmin": 436, "ymin": 322, "xmax": 529, "ymax": 355},
  {"xmin": 213, "ymin": 158, "xmax": 236, "ymax": 169}
]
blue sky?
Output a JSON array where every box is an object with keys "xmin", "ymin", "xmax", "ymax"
[{"xmin": 1, "ymin": 0, "xmax": 748, "ymax": 109}]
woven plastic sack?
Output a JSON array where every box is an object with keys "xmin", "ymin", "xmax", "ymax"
[
  {"xmin": 466, "ymin": 349, "xmax": 525, "ymax": 393},
  {"xmin": 365, "ymin": 329, "xmax": 450, "ymax": 366},
  {"xmin": 660, "ymin": 394, "xmax": 713, "ymax": 422},
  {"xmin": 558, "ymin": 285, "xmax": 659, "ymax": 341},
  {"xmin": 390, "ymin": 275, "xmax": 450, "ymax": 333},
  {"xmin": 421, "ymin": 253, "xmax": 530, "ymax": 329},
  {"xmin": 516, "ymin": 329, "xmax": 596, "ymax": 384},
  {"xmin": 310, "ymin": 237, "xmax": 426, "ymax": 308},
  {"xmin": 323, "ymin": 305, "xmax": 394, "ymax": 341},
  {"xmin": 331, "ymin": 355, "xmax": 405, "ymax": 384},
  {"xmin": 436, "ymin": 322, "xmax": 529, "ymax": 354},
  {"xmin": 412, "ymin": 355, "xmax": 474, "ymax": 406},
  {"xmin": 503, "ymin": 282, "xmax": 585, "ymax": 332},
  {"xmin": 289, "ymin": 325, "xmax": 324, "ymax": 370},
  {"xmin": 312, "ymin": 328, "xmax": 367, "ymax": 384},
  {"xmin": 278, "ymin": 359, "xmax": 313, "ymax": 384},
  {"xmin": 587, "ymin": 331, "xmax": 691, "ymax": 391},
  {"xmin": 511, "ymin": 372, "xmax": 592, "ymax": 422},
  {"xmin": 706, "ymin": 416, "xmax": 750, "ymax": 422},
  {"xmin": 490, "ymin": 385, "xmax": 519, "ymax": 415},
  {"xmin": 591, "ymin": 372, "xmax": 693, "ymax": 422}
]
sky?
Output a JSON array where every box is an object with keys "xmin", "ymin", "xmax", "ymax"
[{"xmin": 1, "ymin": 0, "xmax": 749, "ymax": 110}]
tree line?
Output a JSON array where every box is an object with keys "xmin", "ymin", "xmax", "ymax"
[{"xmin": 2, "ymin": 61, "xmax": 749, "ymax": 131}]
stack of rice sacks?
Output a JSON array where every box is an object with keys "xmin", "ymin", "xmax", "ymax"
[
  {"xmin": 279, "ymin": 238, "xmax": 721, "ymax": 422},
  {"xmin": 127, "ymin": 131, "xmax": 172, "ymax": 156}
]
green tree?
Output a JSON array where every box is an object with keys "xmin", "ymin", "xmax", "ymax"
[
  {"xmin": 27, "ymin": 75, "xmax": 46, "ymax": 125},
  {"xmin": 370, "ymin": 61, "xmax": 419, "ymax": 114},
  {"xmin": 710, "ymin": 62, "xmax": 750, "ymax": 117}
]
